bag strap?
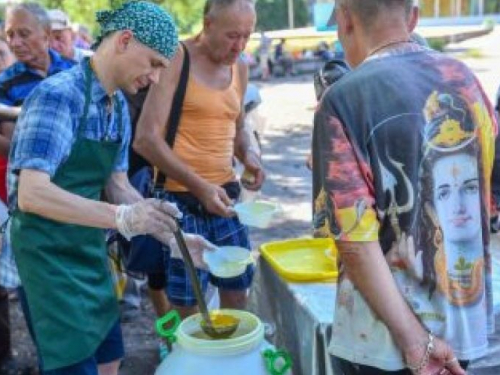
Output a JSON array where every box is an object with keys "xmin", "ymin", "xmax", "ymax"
[{"xmin": 155, "ymin": 42, "xmax": 190, "ymax": 188}]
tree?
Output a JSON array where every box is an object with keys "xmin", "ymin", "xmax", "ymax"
[
  {"xmin": 37, "ymin": 0, "xmax": 205, "ymax": 35},
  {"xmin": 256, "ymin": 0, "xmax": 310, "ymax": 31},
  {"xmin": 164, "ymin": 0, "xmax": 204, "ymax": 35}
]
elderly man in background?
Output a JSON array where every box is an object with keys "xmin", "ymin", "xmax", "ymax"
[
  {"xmin": 0, "ymin": 0, "xmax": 75, "ymax": 290},
  {"xmin": 0, "ymin": 23, "xmax": 33, "ymax": 375},
  {"xmin": 313, "ymin": 0, "xmax": 497, "ymax": 374},
  {"xmin": 48, "ymin": 9, "xmax": 92, "ymax": 63}
]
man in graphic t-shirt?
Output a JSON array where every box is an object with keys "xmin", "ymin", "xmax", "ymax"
[{"xmin": 313, "ymin": 0, "xmax": 498, "ymax": 374}]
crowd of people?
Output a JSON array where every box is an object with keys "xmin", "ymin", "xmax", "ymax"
[
  {"xmin": 0, "ymin": 0, "xmax": 498, "ymax": 374},
  {"xmin": 253, "ymin": 33, "xmax": 344, "ymax": 80}
]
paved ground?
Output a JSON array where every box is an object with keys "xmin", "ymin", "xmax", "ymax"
[{"xmin": 7, "ymin": 28, "xmax": 500, "ymax": 374}]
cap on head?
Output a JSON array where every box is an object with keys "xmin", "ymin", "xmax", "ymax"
[
  {"xmin": 94, "ymin": 1, "xmax": 178, "ymax": 60},
  {"xmin": 48, "ymin": 9, "xmax": 71, "ymax": 31}
]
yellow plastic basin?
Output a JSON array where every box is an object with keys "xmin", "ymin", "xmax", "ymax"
[{"xmin": 260, "ymin": 238, "xmax": 338, "ymax": 282}]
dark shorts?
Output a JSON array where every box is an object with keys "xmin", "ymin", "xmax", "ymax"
[
  {"xmin": 18, "ymin": 288, "xmax": 124, "ymax": 375},
  {"xmin": 156, "ymin": 183, "xmax": 255, "ymax": 307},
  {"xmin": 43, "ymin": 321, "xmax": 124, "ymax": 375}
]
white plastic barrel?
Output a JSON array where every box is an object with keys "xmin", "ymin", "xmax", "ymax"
[{"xmin": 155, "ymin": 309, "xmax": 291, "ymax": 375}]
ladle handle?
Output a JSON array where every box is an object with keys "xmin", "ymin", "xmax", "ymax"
[{"xmin": 172, "ymin": 226, "xmax": 213, "ymax": 325}]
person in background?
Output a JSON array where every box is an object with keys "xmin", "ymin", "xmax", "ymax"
[
  {"xmin": 313, "ymin": 0, "xmax": 497, "ymax": 373},
  {"xmin": 274, "ymin": 38, "xmax": 294, "ymax": 76},
  {"xmin": 48, "ymin": 9, "xmax": 92, "ymax": 62},
  {"xmin": 0, "ymin": 30, "xmax": 34, "ymax": 375},
  {"xmin": 135, "ymin": 0, "xmax": 265, "ymax": 320},
  {"xmin": 316, "ymin": 41, "xmax": 334, "ymax": 61},
  {"xmin": 73, "ymin": 24, "xmax": 93, "ymax": 50}
]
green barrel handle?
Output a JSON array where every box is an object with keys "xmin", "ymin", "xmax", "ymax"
[
  {"xmin": 156, "ymin": 310, "xmax": 181, "ymax": 345},
  {"xmin": 263, "ymin": 348, "xmax": 292, "ymax": 375}
]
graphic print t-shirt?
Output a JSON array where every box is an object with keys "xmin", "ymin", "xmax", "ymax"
[{"xmin": 312, "ymin": 44, "xmax": 497, "ymax": 370}]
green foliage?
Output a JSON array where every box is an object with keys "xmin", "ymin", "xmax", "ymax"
[
  {"xmin": 485, "ymin": 0, "xmax": 500, "ymax": 13},
  {"xmin": 256, "ymin": 0, "xmax": 310, "ymax": 31},
  {"xmin": 39, "ymin": 0, "xmax": 113, "ymax": 32},
  {"xmin": 29, "ymin": 0, "xmax": 313, "ymax": 37},
  {"xmin": 164, "ymin": 0, "xmax": 204, "ymax": 35},
  {"xmin": 37, "ymin": 0, "xmax": 205, "ymax": 35}
]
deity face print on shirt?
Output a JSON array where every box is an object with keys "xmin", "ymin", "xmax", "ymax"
[
  {"xmin": 432, "ymin": 153, "xmax": 481, "ymax": 244},
  {"xmin": 418, "ymin": 91, "xmax": 486, "ymax": 308}
]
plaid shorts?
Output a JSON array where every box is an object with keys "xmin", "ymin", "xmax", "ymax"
[{"xmin": 157, "ymin": 185, "xmax": 254, "ymax": 307}]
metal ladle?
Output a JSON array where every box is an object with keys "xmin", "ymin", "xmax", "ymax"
[{"xmin": 171, "ymin": 218, "xmax": 239, "ymax": 339}]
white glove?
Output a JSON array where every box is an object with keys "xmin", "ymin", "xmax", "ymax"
[
  {"xmin": 168, "ymin": 234, "xmax": 217, "ymax": 270},
  {"xmin": 115, "ymin": 198, "xmax": 181, "ymax": 240}
]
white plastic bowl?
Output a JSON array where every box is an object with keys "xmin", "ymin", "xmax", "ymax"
[
  {"xmin": 203, "ymin": 246, "xmax": 254, "ymax": 278},
  {"xmin": 233, "ymin": 201, "xmax": 280, "ymax": 229}
]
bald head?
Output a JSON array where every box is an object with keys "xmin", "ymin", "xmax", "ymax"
[
  {"xmin": 203, "ymin": 0, "xmax": 255, "ymax": 19},
  {"xmin": 338, "ymin": 0, "xmax": 414, "ymax": 31}
]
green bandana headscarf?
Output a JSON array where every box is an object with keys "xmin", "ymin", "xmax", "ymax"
[{"xmin": 94, "ymin": 1, "xmax": 178, "ymax": 60}]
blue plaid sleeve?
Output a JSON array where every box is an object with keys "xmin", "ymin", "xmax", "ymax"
[
  {"xmin": 114, "ymin": 93, "xmax": 130, "ymax": 172},
  {"xmin": 9, "ymin": 85, "xmax": 76, "ymax": 177}
]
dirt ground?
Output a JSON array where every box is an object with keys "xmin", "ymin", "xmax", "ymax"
[{"xmin": 8, "ymin": 28, "xmax": 500, "ymax": 374}]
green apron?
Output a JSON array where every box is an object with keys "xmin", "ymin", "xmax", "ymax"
[{"xmin": 10, "ymin": 60, "xmax": 123, "ymax": 371}]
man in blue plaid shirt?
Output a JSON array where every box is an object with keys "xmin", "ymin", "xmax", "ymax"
[{"xmin": 0, "ymin": 4, "xmax": 74, "ymax": 374}]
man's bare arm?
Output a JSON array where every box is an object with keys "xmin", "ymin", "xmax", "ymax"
[
  {"xmin": 338, "ymin": 241, "xmax": 464, "ymax": 374},
  {"xmin": 18, "ymin": 169, "xmax": 117, "ymax": 229}
]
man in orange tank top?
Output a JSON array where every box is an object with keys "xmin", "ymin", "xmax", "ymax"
[{"xmin": 135, "ymin": 0, "xmax": 265, "ymax": 319}]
